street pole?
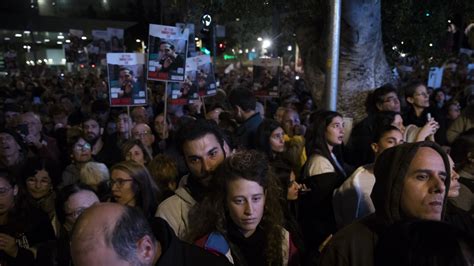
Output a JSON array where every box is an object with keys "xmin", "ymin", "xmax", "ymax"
[{"xmin": 325, "ymin": 0, "xmax": 341, "ymax": 111}]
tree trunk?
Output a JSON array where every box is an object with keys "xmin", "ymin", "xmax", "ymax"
[{"xmin": 297, "ymin": 0, "xmax": 392, "ymax": 122}]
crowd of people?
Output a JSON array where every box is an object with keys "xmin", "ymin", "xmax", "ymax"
[{"xmin": 0, "ymin": 54, "xmax": 472, "ymax": 266}]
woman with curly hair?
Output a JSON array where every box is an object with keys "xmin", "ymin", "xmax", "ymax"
[{"xmin": 187, "ymin": 150, "xmax": 299, "ymax": 266}]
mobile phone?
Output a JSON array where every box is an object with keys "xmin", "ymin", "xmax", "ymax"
[{"xmin": 427, "ymin": 113, "xmax": 431, "ymax": 121}]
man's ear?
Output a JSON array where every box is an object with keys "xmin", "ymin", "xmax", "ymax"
[
  {"xmin": 13, "ymin": 185, "xmax": 18, "ymax": 197},
  {"xmin": 375, "ymin": 102, "xmax": 384, "ymax": 112},
  {"xmin": 136, "ymin": 235, "xmax": 160, "ymax": 264},
  {"xmin": 371, "ymin": 143, "xmax": 379, "ymax": 155}
]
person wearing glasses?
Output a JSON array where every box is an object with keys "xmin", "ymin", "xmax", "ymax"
[
  {"xmin": 403, "ymin": 80, "xmax": 443, "ymax": 144},
  {"xmin": 109, "ymin": 160, "xmax": 160, "ymax": 219},
  {"xmin": 55, "ymin": 183, "xmax": 99, "ymax": 266},
  {"xmin": 0, "ymin": 170, "xmax": 55, "ymax": 265},
  {"xmin": 345, "ymin": 83, "xmax": 401, "ymax": 168},
  {"xmin": 132, "ymin": 123, "xmax": 155, "ymax": 158},
  {"xmin": 60, "ymin": 129, "xmax": 93, "ymax": 189},
  {"xmin": 21, "ymin": 157, "xmax": 61, "ymax": 236}
]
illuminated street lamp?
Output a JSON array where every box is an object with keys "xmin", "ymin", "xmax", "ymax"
[{"xmin": 262, "ymin": 39, "xmax": 272, "ymax": 49}]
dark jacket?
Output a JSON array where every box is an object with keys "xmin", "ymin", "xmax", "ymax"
[
  {"xmin": 151, "ymin": 217, "xmax": 232, "ymax": 266},
  {"xmin": 344, "ymin": 115, "xmax": 375, "ymax": 167},
  {"xmin": 318, "ymin": 141, "xmax": 451, "ymax": 266},
  {"xmin": 234, "ymin": 113, "xmax": 263, "ymax": 150}
]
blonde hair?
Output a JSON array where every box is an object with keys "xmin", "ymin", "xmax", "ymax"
[{"xmin": 79, "ymin": 162, "xmax": 110, "ymax": 188}]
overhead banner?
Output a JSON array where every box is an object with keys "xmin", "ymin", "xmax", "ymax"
[
  {"xmin": 147, "ymin": 24, "xmax": 189, "ymax": 82},
  {"xmin": 107, "ymin": 28, "xmax": 125, "ymax": 52},
  {"xmin": 253, "ymin": 57, "xmax": 282, "ymax": 97},
  {"xmin": 107, "ymin": 53, "xmax": 147, "ymax": 106}
]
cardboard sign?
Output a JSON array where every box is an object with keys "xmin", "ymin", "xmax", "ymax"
[
  {"xmin": 253, "ymin": 58, "xmax": 282, "ymax": 97},
  {"xmin": 147, "ymin": 24, "xmax": 189, "ymax": 82},
  {"xmin": 427, "ymin": 67, "xmax": 444, "ymax": 89},
  {"xmin": 107, "ymin": 53, "xmax": 147, "ymax": 106}
]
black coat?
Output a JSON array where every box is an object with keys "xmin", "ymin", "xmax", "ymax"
[{"xmin": 151, "ymin": 218, "xmax": 232, "ymax": 266}]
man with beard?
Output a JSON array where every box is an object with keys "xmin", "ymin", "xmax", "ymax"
[
  {"xmin": 82, "ymin": 115, "xmax": 120, "ymax": 167},
  {"xmin": 156, "ymin": 120, "xmax": 228, "ymax": 239}
]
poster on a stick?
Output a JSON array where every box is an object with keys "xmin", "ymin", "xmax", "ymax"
[
  {"xmin": 107, "ymin": 53, "xmax": 147, "ymax": 106},
  {"xmin": 147, "ymin": 24, "xmax": 189, "ymax": 82},
  {"xmin": 166, "ymin": 55, "xmax": 217, "ymax": 105},
  {"xmin": 107, "ymin": 28, "xmax": 125, "ymax": 52},
  {"xmin": 253, "ymin": 58, "xmax": 282, "ymax": 97}
]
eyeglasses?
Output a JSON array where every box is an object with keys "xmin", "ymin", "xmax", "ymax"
[
  {"xmin": 0, "ymin": 186, "xmax": 12, "ymax": 197},
  {"xmin": 108, "ymin": 178, "xmax": 134, "ymax": 188},
  {"xmin": 65, "ymin": 207, "xmax": 87, "ymax": 219},
  {"xmin": 74, "ymin": 143, "xmax": 91, "ymax": 151}
]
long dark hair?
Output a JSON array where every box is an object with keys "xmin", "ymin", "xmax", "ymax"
[
  {"xmin": 187, "ymin": 150, "xmax": 284, "ymax": 266},
  {"xmin": 255, "ymin": 119, "xmax": 283, "ymax": 159},
  {"xmin": 305, "ymin": 110, "xmax": 345, "ymax": 177}
]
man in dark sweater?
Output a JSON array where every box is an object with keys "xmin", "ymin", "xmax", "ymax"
[
  {"xmin": 228, "ymin": 88, "xmax": 263, "ymax": 150},
  {"xmin": 71, "ymin": 203, "xmax": 231, "ymax": 266}
]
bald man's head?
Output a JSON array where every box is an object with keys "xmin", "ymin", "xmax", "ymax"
[{"xmin": 71, "ymin": 203, "xmax": 160, "ymax": 266}]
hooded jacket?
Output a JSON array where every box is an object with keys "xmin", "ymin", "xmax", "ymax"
[{"xmin": 318, "ymin": 141, "xmax": 451, "ymax": 266}]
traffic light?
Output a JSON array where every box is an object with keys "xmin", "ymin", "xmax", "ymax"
[
  {"xmin": 200, "ymin": 27, "xmax": 212, "ymax": 54},
  {"xmin": 217, "ymin": 42, "xmax": 226, "ymax": 56}
]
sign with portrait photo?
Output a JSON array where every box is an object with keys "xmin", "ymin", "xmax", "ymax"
[
  {"xmin": 88, "ymin": 30, "xmax": 109, "ymax": 65},
  {"xmin": 107, "ymin": 28, "xmax": 125, "ymax": 52},
  {"xmin": 253, "ymin": 58, "xmax": 282, "ymax": 97},
  {"xmin": 107, "ymin": 53, "xmax": 147, "ymax": 106},
  {"xmin": 147, "ymin": 24, "xmax": 189, "ymax": 82},
  {"xmin": 185, "ymin": 55, "xmax": 216, "ymax": 103}
]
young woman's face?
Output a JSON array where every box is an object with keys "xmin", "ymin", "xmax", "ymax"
[
  {"xmin": 26, "ymin": 169, "xmax": 52, "ymax": 199},
  {"xmin": 226, "ymin": 178, "xmax": 266, "ymax": 238},
  {"xmin": 410, "ymin": 85, "xmax": 430, "ymax": 108},
  {"xmin": 110, "ymin": 169, "xmax": 135, "ymax": 207},
  {"xmin": 269, "ymin": 127, "xmax": 285, "ymax": 153},
  {"xmin": 287, "ymin": 171, "xmax": 300, "ymax": 201},
  {"xmin": 126, "ymin": 145, "xmax": 146, "ymax": 165},
  {"xmin": 392, "ymin": 114, "xmax": 406, "ymax": 134},
  {"xmin": 325, "ymin": 116, "xmax": 345, "ymax": 148}
]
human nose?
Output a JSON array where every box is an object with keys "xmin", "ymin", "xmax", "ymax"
[
  {"xmin": 202, "ymin": 159, "xmax": 213, "ymax": 173},
  {"xmin": 430, "ymin": 176, "xmax": 446, "ymax": 194},
  {"xmin": 244, "ymin": 202, "xmax": 253, "ymax": 215}
]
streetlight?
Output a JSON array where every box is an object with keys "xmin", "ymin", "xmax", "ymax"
[
  {"xmin": 287, "ymin": 45, "xmax": 292, "ymax": 51},
  {"xmin": 257, "ymin": 37, "xmax": 263, "ymax": 42},
  {"xmin": 262, "ymin": 39, "xmax": 272, "ymax": 49}
]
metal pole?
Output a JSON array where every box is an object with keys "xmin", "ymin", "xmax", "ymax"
[{"xmin": 325, "ymin": 0, "xmax": 341, "ymax": 111}]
